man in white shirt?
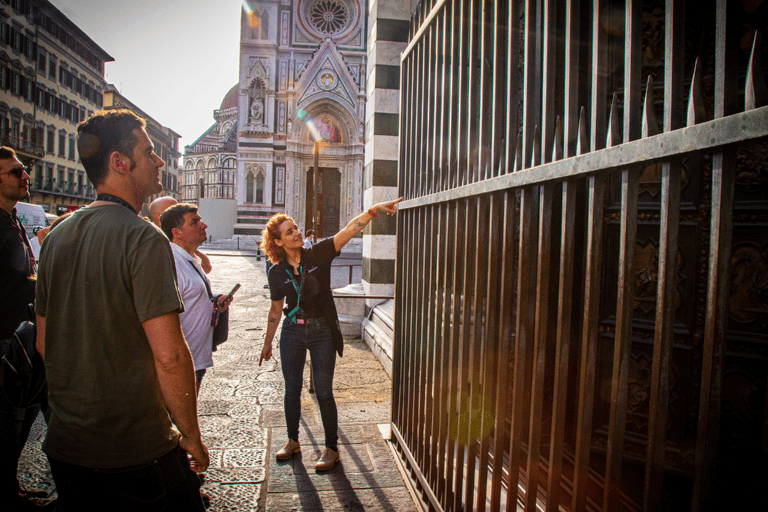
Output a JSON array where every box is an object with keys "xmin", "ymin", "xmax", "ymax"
[
  {"xmin": 150, "ymin": 196, "xmax": 212, "ymax": 274},
  {"xmin": 160, "ymin": 203, "xmax": 231, "ymax": 392}
]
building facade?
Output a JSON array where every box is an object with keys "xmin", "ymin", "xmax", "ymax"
[
  {"xmin": 103, "ymin": 84, "xmax": 181, "ymax": 213},
  {"xmin": 181, "ymin": 0, "xmax": 368, "ymax": 240},
  {"xmin": 236, "ymin": 0, "xmax": 367, "ymax": 239},
  {"xmin": 181, "ymin": 84, "xmax": 238, "ymax": 206},
  {"xmin": 0, "ymin": 0, "xmax": 112, "ymax": 215}
]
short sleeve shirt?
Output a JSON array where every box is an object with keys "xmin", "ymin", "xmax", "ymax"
[
  {"xmin": 36, "ymin": 204, "xmax": 183, "ymax": 468},
  {"xmin": 268, "ymin": 237, "xmax": 339, "ymax": 318},
  {"xmin": 171, "ymin": 242, "xmax": 214, "ymax": 372}
]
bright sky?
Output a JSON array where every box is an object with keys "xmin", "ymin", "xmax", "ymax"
[{"xmin": 50, "ymin": 0, "xmax": 243, "ymax": 151}]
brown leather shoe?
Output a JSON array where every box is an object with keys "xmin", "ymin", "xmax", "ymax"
[
  {"xmin": 315, "ymin": 447, "xmax": 339, "ymax": 471},
  {"xmin": 276, "ymin": 439, "xmax": 301, "ymax": 460}
]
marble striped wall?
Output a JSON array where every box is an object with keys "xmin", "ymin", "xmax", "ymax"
[{"xmin": 364, "ymin": 1, "xmax": 411, "ymax": 300}]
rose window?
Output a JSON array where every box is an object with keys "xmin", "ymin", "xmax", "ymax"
[{"xmin": 309, "ymin": 0, "xmax": 348, "ymax": 35}]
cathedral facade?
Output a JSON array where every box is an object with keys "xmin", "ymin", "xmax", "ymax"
[{"xmin": 235, "ymin": 0, "xmax": 367, "ymax": 237}]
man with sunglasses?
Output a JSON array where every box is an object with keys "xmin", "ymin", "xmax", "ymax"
[
  {"xmin": 0, "ymin": 146, "xmax": 45, "ymax": 510},
  {"xmin": 34, "ymin": 111, "xmax": 208, "ymax": 511}
]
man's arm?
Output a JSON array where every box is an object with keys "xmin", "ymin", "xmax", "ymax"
[
  {"xmin": 35, "ymin": 314, "xmax": 46, "ymax": 361},
  {"xmin": 142, "ymin": 312, "xmax": 210, "ymax": 472}
]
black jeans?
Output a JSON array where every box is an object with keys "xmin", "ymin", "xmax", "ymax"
[
  {"xmin": 48, "ymin": 444, "xmax": 205, "ymax": 511},
  {"xmin": 280, "ymin": 316, "xmax": 338, "ymax": 449},
  {"xmin": 0, "ymin": 390, "xmax": 40, "ymax": 498}
]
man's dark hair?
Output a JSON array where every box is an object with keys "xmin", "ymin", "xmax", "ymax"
[
  {"xmin": 160, "ymin": 203, "xmax": 198, "ymax": 241},
  {"xmin": 77, "ymin": 109, "xmax": 145, "ymax": 186},
  {"xmin": 0, "ymin": 146, "xmax": 17, "ymax": 160}
]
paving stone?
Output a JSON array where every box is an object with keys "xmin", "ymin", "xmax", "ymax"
[
  {"xmin": 227, "ymin": 396, "xmax": 262, "ymax": 418},
  {"xmin": 222, "ymin": 448, "xmax": 267, "ymax": 468},
  {"xmin": 199, "ymin": 400, "xmax": 233, "ymax": 416},
  {"xmin": 205, "ymin": 482, "xmax": 261, "ymax": 512},
  {"xmin": 266, "ymin": 485, "xmax": 417, "ymax": 511},
  {"xmin": 334, "ymin": 401, "xmax": 391, "ymax": 424},
  {"xmin": 262, "ymin": 403, "xmax": 316, "ymax": 427},
  {"xmin": 205, "ymin": 467, "xmax": 266, "ymax": 484}
]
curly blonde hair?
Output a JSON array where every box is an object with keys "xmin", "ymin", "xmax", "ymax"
[{"xmin": 260, "ymin": 213, "xmax": 294, "ymax": 264}]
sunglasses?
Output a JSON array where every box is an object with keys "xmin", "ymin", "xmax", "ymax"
[{"xmin": 0, "ymin": 166, "xmax": 29, "ymax": 179}]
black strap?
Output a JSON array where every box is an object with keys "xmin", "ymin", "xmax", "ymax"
[
  {"xmin": 187, "ymin": 259, "xmax": 213, "ymax": 299},
  {"xmin": 96, "ymin": 193, "xmax": 136, "ymax": 214}
]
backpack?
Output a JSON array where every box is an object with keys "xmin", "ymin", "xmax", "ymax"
[{"xmin": 1, "ymin": 305, "xmax": 47, "ymax": 408}]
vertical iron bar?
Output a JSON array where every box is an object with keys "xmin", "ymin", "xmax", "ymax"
[
  {"xmin": 416, "ymin": 206, "xmax": 433, "ymax": 469},
  {"xmin": 477, "ymin": 0, "xmax": 489, "ymax": 182},
  {"xmin": 505, "ymin": 186, "xmax": 539, "ymax": 511},
  {"xmin": 439, "ymin": 6, "xmax": 450, "ymax": 192},
  {"xmin": 642, "ymin": 1, "xmax": 685, "ymax": 508},
  {"xmin": 545, "ymin": 179, "xmax": 577, "ymax": 511},
  {"xmin": 465, "ymin": 0, "xmax": 478, "ymax": 185},
  {"xmin": 446, "ymin": 200, "xmax": 467, "ymax": 510},
  {"xmin": 642, "ymin": 160, "xmax": 681, "ymax": 512},
  {"xmin": 490, "ymin": 190, "xmax": 517, "ymax": 511},
  {"xmin": 541, "ymin": 0, "xmax": 557, "ymax": 163},
  {"xmin": 564, "ymin": 0, "xmax": 582, "ymax": 157},
  {"xmin": 463, "ymin": 194, "xmax": 487, "ymax": 510},
  {"xmin": 424, "ymin": 202, "xmax": 439, "ymax": 489},
  {"xmin": 504, "ymin": 0, "xmax": 522, "ymax": 172},
  {"xmin": 522, "ymin": 0, "xmax": 543, "ymax": 168},
  {"xmin": 691, "ymin": 150, "xmax": 735, "ymax": 512},
  {"xmin": 419, "ymin": 37, "xmax": 428, "ymax": 197},
  {"xmin": 458, "ymin": 0, "xmax": 469, "ymax": 187},
  {"xmin": 427, "ymin": 21, "xmax": 438, "ymax": 195},
  {"xmin": 525, "ymin": 183, "xmax": 553, "ymax": 511},
  {"xmin": 453, "ymin": 198, "xmax": 476, "ymax": 511},
  {"xmin": 590, "ymin": 0, "xmax": 607, "ymax": 151},
  {"xmin": 623, "ymin": 0, "xmax": 643, "ymax": 143},
  {"xmin": 447, "ymin": 0, "xmax": 459, "ymax": 191},
  {"xmin": 436, "ymin": 200, "xmax": 454, "ymax": 504},
  {"xmin": 602, "ymin": 168, "xmax": 639, "ymax": 512},
  {"xmin": 490, "ymin": 0, "xmax": 506, "ymax": 178},
  {"xmin": 691, "ymin": 1, "xmax": 738, "ymax": 507},
  {"xmin": 476, "ymin": 193, "xmax": 503, "ymax": 511},
  {"xmin": 602, "ymin": 2, "xmax": 642, "ymax": 504},
  {"xmin": 571, "ymin": 174, "xmax": 605, "ymax": 512}
]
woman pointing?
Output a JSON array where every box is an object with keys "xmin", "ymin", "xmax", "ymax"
[{"xmin": 259, "ymin": 197, "xmax": 402, "ymax": 471}]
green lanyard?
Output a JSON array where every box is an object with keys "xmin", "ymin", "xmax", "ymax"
[{"xmin": 285, "ymin": 265, "xmax": 305, "ymax": 323}]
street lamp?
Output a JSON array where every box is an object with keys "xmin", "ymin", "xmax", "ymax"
[{"xmin": 312, "ymin": 139, "xmax": 323, "ymax": 243}]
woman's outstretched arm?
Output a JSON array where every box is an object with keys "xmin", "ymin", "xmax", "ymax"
[{"xmin": 333, "ymin": 197, "xmax": 403, "ymax": 253}]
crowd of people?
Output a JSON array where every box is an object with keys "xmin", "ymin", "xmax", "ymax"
[{"xmin": 0, "ymin": 107, "xmax": 400, "ymax": 510}]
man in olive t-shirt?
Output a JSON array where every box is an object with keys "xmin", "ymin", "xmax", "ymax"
[{"xmin": 35, "ymin": 110, "xmax": 208, "ymax": 510}]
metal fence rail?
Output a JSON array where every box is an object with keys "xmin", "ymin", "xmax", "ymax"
[{"xmin": 392, "ymin": 1, "xmax": 768, "ymax": 511}]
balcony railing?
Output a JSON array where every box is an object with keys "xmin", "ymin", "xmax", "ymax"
[
  {"xmin": 31, "ymin": 179, "xmax": 95, "ymax": 200},
  {"xmin": 0, "ymin": 133, "xmax": 45, "ymax": 158}
]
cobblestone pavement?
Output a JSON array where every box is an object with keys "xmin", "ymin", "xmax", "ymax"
[{"xmin": 18, "ymin": 252, "xmax": 418, "ymax": 511}]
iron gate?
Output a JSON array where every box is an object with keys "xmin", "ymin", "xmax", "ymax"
[{"xmin": 392, "ymin": 0, "xmax": 768, "ymax": 511}]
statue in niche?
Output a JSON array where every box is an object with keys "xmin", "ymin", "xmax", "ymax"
[{"xmin": 250, "ymin": 97, "xmax": 264, "ymax": 124}]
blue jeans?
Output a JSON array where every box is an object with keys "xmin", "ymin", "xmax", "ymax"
[
  {"xmin": 48, "ymin": 444, "xmax": 205, "ymax": 511},
  {"xmin": 280, "ymin": 316, "xmax": 338, "ymax": 449}
]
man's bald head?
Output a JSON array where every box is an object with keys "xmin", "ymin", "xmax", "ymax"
[{"xmin": 149, "ymin": 196, "xmax": 177, "ymax": 226}]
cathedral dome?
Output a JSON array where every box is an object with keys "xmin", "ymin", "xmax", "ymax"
[{"xmin": 220, "ymin": 84, "xmax": 238, "ymax": 111}]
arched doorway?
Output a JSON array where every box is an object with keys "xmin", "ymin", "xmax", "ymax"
[{"xmin": 198, "ymin": 178, "xmax": 205, "ymax": 199}]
